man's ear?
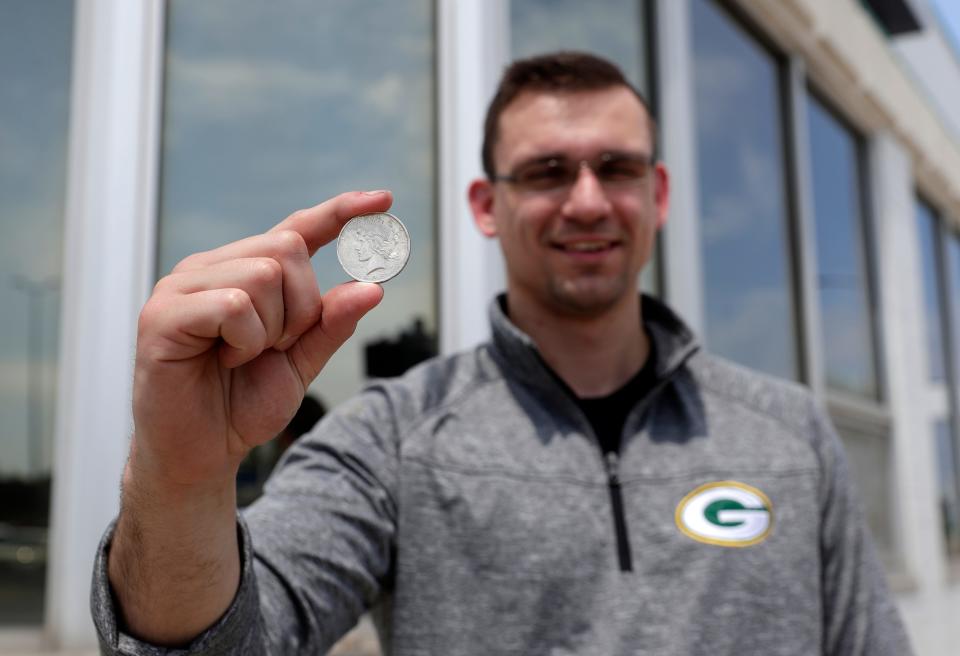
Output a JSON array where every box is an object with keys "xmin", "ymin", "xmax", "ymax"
[
  {"xmin": 653, "ymin": 162, "xmax": 670, "ymax": 230},
  {"xmin": 468, "ymin": 178, "xmax": 498, "ymax": 237}
]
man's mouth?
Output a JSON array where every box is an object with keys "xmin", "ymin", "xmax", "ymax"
[
  {"xmin": 551, "ymin": 238, "xmax": 620, "ymax": 253},
  {"xmin": 565, "ymin": 240, "xmax": 612, "ymax": 252}
]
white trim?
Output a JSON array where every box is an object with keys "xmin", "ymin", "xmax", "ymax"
[
  {"xmin": 656, "ymin": 0, "xmax": 705, "ymax": 336},
  {"xmin": 45, "ymin": 0, "xmax": 166, "ymax": 648},
  {"xmin": 135, "ymin": 1, "xmax": 165, "ymax": 302},
  {"xmin": 437, "ymin": 0, "xmax": 508, "ymax": 354},
  {"xmin": 868, "ymin": 132, "xmax": 940, "ymax": 591}
]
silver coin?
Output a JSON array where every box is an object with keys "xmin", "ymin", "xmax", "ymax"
[{"xmin": 336, "ymin": 212, "xmax": 411, "ymax": 283}]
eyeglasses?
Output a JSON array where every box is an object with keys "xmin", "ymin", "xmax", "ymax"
[{"xmin": 492, "ymin": 151, "xmax": 654, "ymax": 193}]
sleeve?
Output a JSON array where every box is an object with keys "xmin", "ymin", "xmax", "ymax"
[
  {"xmin": 812, "ymin": 400, "xmax": 914, "ymax": 656},
  {"xmin": 242, "ymin": 384, "xmax": 400, "ymax": 653},
  {"xmin": 90, "ymin": 515, "xmax": 270, "ymax": 655},
  {"xmin": 89, "ymin": 383, "xmax": 401, "ymax": 655}
]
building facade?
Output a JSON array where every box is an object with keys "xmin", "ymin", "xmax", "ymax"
[{"xmin": 1, "ymin": 0, "xmax": 959, "ymax": 653}]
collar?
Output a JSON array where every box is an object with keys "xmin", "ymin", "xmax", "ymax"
[{"xmin": 487, "ymin": 293, "xmax": 700, "ymax": 394}]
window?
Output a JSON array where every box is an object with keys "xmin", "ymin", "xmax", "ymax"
[
  {"xmin": 805, "ymin": 93, "xmax": 879, "ymax": 400},
  {"xmin": 692, "ymin": 0, "xmax": 799, "ymax": 380},
  {"xmin": 935, "ymin": 420, "xmax": 960, "ymax": 556},
  {"xmin": 948, "ymin": 236, "xmax": 960, "ymax": 393},
  {"xmin": 159, "ymin": 1, "xmax": 437, "ymax": 504},
  {"xmin": 692, "ymin": 0, "xmax": 896, "ymax": 554},
  {"xmin": 944, "ymin": 234, "xmax": 960, "ymax": 558},
  {"xmin": 804, "ymin": 95, "xmax": 891, "ymax": 552},
  {"xmin": 511, "ymin": 0, "xmax": 651, "ymax": 95},
  {"xmin": 510, "ymin": 0, "xmax": 660, "ymax": 295},
  {"xmin": 0, "ymin": 0, "xmax": 74, "ymax": 625},
  {"xmin": 916, "ymin": 198, "xmax": 960, "ymax": 558},
  {"xmin": 917, "ymin": 200, "xmax": 948, "ymax": 382}
]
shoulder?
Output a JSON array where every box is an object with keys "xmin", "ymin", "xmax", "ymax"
[{"xmin": 683, "ymin": 351, "xmax": 833, "ymax": 452}]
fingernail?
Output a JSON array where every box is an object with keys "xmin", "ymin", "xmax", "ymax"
[
  {"xmin": 275, "ymin": 333, "xmax": 294, "ymax": 351},
  {"xmin": 362, "ymin": 189, "xmax": 388, "ymax": 196}
]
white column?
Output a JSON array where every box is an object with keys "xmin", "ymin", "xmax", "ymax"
[
  {"xmin": 45, "ymin": 0, "xmax": 164, "ymax": 647},
  {"xmin": 868, "ymin": 133, "xmax": 944, "ymax": 640},
  {"xmin": 437, "ymin": 0, "xmax": 508, "ymax": 354},
  {"xmin": 656, "ymin": 0, "xmax": 705, "ymax": 336}
]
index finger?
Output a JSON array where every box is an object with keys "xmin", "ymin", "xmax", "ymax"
[{"xmin": 269, "ymin": 190, "xmax": 394, "ymax": 256}]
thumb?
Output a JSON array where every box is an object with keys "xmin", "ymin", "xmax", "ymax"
[{"xmin": 290, "ymin": 281, "xmax": 384, "ymax": 386}]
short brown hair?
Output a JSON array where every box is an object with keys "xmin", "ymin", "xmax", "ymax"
[{"xmin": 481, "ymin": 51, "xmax": 655, "ymax": 179}]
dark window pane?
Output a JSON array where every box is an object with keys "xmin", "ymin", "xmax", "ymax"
[
  {"xmin": 835, "ymin": 420, "xmax": 893, "ymax": 554},
  {"xmin": 949, "ymin": 235, "xmax": 960, "ymax": 388},
  {"xmin": 934, "ymin": 420, "xmax": 960, "ymax": 556},
  {"xmin": 916, "ymin": 201, "xmax": 948, "ymax": 382},
  {"xmin": 805, "ymin": 95, "xmax": 878, "ymax": 399},
  {"xmin": 0, "ymin": 0, "xmax": 74, "ymax": 625},
  {"xmin": 692, "ymin": 0, "xmax": 799, "ymax": 380}
]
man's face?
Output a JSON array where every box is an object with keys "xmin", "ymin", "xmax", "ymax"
[{"xmin": 469, "ymin": 87, "xmax": 669, "ymax": 318}]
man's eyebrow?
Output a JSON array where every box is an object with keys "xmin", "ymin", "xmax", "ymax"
[
  {"xmin": 512, "ymin": 149, "xmax": 651, "ymax": 168},
  {"xmin": 511, "ymin": 152, "xmax": 567, "ymax": 168}
]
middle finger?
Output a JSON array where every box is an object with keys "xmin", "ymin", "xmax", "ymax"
[{"xmin": 172, "ymin": 231, "xmax": 321, "ymax": 345}]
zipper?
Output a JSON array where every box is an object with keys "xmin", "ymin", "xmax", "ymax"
[
  {"xmin": 599, "ymin": 370, "xmax": 689, "ymax": 573},
  {"xmin": 530, "ymin": 346, "xmax": 696, "ymax": 575},
  {"xmin": 605, "ymin": 451, "xmax": 633, "ymax": 572}
]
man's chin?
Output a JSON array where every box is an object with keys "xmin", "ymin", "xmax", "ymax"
[{"xmin": 547, "ymin": 280, "xmax": 632, "ymax": 317}]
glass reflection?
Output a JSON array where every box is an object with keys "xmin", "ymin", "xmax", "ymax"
[
  {"xmin": 511, "ymin": 0, "xmax": 648, "ymax": 94},
  {"xmin": 935, "ymin": 420, "xmax": 960, "ymax": 556},
  {"xmin": 805, "ymin": 94, "xmax": 878, "ymax": 399},
  {"xmin": 0, "ymin": 0, "xmax": 73, "ymax": 625},
  {"xmin": 949, "ymin": 235, "xmax": 960, "ymax": 390},
  {"xmin": 159, "ymin": 0, "xmax": 437, "ymax": 419},
  {"xmin": 692, "ymin": 0, "xmax": 798, "ymax": 380},
  {"xmin": 916, "ymin": 201, "xmax": 947, "ymax": 382},
  {"xmin": 510, "ymin": 0, "xmax": 659, "ymax": 296}
]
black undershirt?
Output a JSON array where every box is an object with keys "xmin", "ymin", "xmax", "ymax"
[{"xmin": 575, "ymin": 338, "xmax": 658, "ymax": 455}]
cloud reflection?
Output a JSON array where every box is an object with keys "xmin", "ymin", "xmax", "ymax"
[{"xmin": 159, "ymin": 0, "xmax": 437, "ymax": 408}]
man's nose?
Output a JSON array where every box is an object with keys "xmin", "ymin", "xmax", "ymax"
[{"xmin": 561, "ymin": 164, "xmax": 612, "ymax": 223}]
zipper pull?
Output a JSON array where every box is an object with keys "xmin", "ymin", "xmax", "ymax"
[{"xmin": 605, "ymin": 451, "xmax": 619, "ymax": 483}]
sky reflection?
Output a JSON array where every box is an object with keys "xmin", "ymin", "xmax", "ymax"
[
  {"xmin": 0, "ymin": 0, "xmax": 73, "ymax": 476},
  {"xmin": 159, "ymin": 0, "xmax": 436, "ymax": 408}
]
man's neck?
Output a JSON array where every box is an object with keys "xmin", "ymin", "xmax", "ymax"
[{"xmin": 506, "ymin": 289, "xmax": 649, "ymax": 398}]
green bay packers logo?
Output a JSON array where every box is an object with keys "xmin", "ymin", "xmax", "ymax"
[{"xmin": 675, "ymin": 481, "xmax": 772, "ymax": 547}]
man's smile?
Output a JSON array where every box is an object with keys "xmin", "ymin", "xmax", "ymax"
[{"xmin": 548, "ymin": 236, "xmax": 624, "ymax": 262}]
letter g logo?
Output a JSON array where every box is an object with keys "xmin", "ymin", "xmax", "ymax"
[{"xmin": 675, "ymin": 481, "xmax": 772, "ymax": 547}]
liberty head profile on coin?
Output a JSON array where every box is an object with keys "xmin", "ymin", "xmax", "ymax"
[{"xmin": 337, "ymin": 212, "xmax": 411, "ymax": 283}]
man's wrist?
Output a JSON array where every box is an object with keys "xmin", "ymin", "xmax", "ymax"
[{"xmin": 125, "ymin": 434, "xmax": 239, "ymax": 506}]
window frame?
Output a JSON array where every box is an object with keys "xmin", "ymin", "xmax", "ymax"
[{"xmin": 918, "ymin": 197, "xmax": 960, "ymax": 561}]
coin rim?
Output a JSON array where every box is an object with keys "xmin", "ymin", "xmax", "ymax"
[{"xmin": 336, "ymin": 212, "xmax": 411, "ymax": 283}]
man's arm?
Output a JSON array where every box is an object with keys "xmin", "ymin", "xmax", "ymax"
[
  {"xmin": 813, "ymin": 401, "xmax": 914, "ymax": 655},
  {"xmin": 106, "ymin": 449, "xmax": 243, "ymax": 646},
  {"xmin": 100, "ymin": 191, "xmax": 392, "ymax": 647}
]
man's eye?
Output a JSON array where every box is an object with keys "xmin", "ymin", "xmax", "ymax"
[
  {"xmin": 518, "ymin": 165, "xmax": 570, "ymax": 187},
  {"xmin": 598, "ymin": 161, "xmax": 645, "ymax": 181}
]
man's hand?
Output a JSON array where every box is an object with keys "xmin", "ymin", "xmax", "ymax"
[
  {"xmin": 132, "ymin": 190, "xmax": 390, "ymax": 486},
  {"xmin": 109, "ymin": 190, "xmax": 391, "ymax": 645}
]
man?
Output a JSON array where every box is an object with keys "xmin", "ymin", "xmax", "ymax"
[{"xmin": 92, "ymin": 52, "xmax": 911, "ymax": 654}]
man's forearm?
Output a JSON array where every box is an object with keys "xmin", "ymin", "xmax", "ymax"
[{"xmin": 107, "ymin": 454, "xmax": 241, "ymax": 646}]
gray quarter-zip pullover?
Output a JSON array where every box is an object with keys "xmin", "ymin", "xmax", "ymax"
[{"xmin": 92, "ymin": 295, "xmax": 912, "ymax": 655}]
